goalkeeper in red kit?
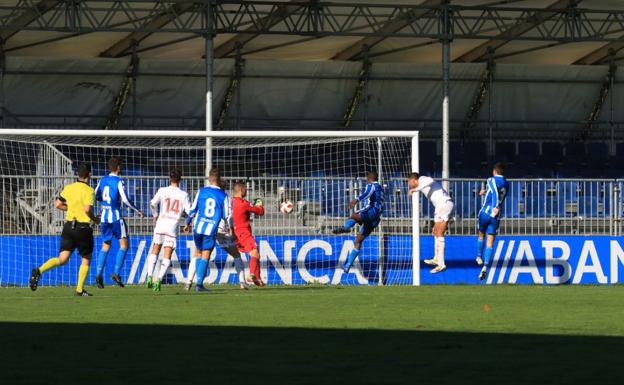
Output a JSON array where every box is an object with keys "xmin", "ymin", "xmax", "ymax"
[{"xmin": 232, "ymin": 182, "xmax": 266, "ymax": 286}]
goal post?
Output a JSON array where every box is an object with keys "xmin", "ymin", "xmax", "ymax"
[{"xmin": 0, "ymin": 129, "xmax": 421, "ymax": 287}]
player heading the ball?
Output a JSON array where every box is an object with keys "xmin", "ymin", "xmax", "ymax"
[
  {"xmin": 408, "ymin": 173, "xmax": 454, "ymax": 274},
  {"xmin": 185, "ymin": 167, "xmax": 228, "ymax": 292},
  {"xmin": 332, "ymin": 171, "xmax": 384, "ymax": 273},
  {"xmin": 145, "ymin": 167, "xmax": 191, "ymax": 292}
]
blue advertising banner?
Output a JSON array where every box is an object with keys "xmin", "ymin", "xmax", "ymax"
[{"xmin": 1, "ymin": 235, "xmax": 623, "ymax": 286}]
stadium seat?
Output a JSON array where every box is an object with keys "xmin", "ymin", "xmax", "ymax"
[
  {"xmin": 579, "ymin": 196, "xmax": 599, "ymax": 218},
  {"xmin": 518, "ymin": 142, "xmax": 539, "ymax": 157},
  {"xmin": 503, "ymin": 181, "xmax": 523, "ymax": 218},
  {"xmin": 495, "ymin": 142, "xmax": 516, "ymax": 163},
  {"xmin": 463, "ymin": 142, "xmax": 488, "ymax": 168},
  {"xmin": 587, "ymin": 143, "xmax": 609, "ymax": 167},
  {"xmin": 539, "ymin": 142, "xmax": 563, "ymax": 166}
]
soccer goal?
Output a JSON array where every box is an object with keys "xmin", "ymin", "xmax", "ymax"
[{"xmin": 0, "ymin": 129, "xmax": 420, "ymax": 287}]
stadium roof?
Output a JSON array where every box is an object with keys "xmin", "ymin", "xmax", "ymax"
[{"xmin": 1, "ymin": 0, "xmax": 624, "ymax": 65}]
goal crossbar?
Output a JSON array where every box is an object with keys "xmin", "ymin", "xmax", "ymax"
[{"xmin": 0, "ymin": 129, "xmax": 419, "ymax": 139}]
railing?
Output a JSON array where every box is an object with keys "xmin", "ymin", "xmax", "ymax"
[{"xmin": 0, "ymin": 176, "xmax": 620, "ymax": 236}]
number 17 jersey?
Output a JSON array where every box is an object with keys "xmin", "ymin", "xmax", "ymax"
[{"xmin": 150, "ymin": 186, "xmax": 190, "ymax": 237}]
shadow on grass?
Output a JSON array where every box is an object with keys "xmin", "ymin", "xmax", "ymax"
[{"xmin": 1, "ymin": 322, "xmax": 621, "ymax": 385}]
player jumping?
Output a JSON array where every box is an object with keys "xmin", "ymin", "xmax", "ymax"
[
  {"xmin": 185, "ymin": 167, "xmax": 227, "ymax": 292},
  {"xmin": 185, "ymin": 178, "xmax": 249, "ymax": 291},
  {"xmin": 476, "ymin": 163, "xmax": 509, "ymax": 281},
  {"xmin": 408, "ymin": 173, "xmax": 454, "ymax": 274},
  {"xmin": 232, "ymin": 182, "xmax": 265, "ymax": 286},
  {"xmin": 144, "ymin": 168, "xmax": 190, "ymax": 292},
  {"xmin": 94, "ymin": 157, "xmax": 144, "ymax": 288},
  {"xmin": 332, "ymin": 171, "xmax": 384, "ymax": 273}
]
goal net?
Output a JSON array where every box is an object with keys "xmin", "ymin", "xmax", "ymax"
[{"xmin": 0, "ymin": 130, "xmax": 419, "ymax": 287}]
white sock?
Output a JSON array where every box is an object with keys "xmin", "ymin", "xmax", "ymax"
[
  {"xmin": 158, "ymin": 259, "xmax": 171, "ymax": 281},
  {"xmin": 234, "ymin": 257, "xmax": 246, "ymax": 283},
  {"xmin": 146, "ymin": 254, "xmax": 158, "ymax": 278},
  {"xmin": 187, "ymin": 257, "xmax": 198, "ymax": 284},
  {"xmin": 435, "ymin": 237, "xmax": 446, "ymax": 266}
]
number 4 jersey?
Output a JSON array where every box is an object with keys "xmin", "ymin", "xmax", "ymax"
[
  {"xmin": 150, "ymin": 186, "xmax": 191, "ymax": 237},
  {"xmin": 188, "ymin": 185, "xmax": 228, "ymax": 236}
]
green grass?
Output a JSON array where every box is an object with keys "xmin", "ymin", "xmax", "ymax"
[{"xmin": 1, "ymin": 285, "xmax": 623, "ymax": 385}]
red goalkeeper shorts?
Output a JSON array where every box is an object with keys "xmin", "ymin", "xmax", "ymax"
[{"xmin": 235, "ymin": 231, "xmax": 258, "ymax": 253}]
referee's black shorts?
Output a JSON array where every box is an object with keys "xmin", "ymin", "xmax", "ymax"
[{"xmin": 60, "ymin": 221, "xmax": 94, "ymax": 257}]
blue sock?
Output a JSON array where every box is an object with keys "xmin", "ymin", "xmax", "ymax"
[
  {"xmin": 96, "ymin": 249, "xmax": 108, "ymax": 276},
  {"xmin": 343, "ymin": 219, "xmax": 356, "ymax": 230},
  {"xmin": 483, "ymin": 246, "xmax": 494, "ymax": 266},
  {"xmin": 476, "ymin": 238, "xmax": 485, "ymax": 258},
  {"xmin": 196, "ymin": 258, "xmax": 208, "ymax": 286},
  {"xmin": 344, "ymin": 249, "xmax": 359, "ymax": 270},
  {"xmin": 113, "ymin": 248, "xmax": 128, "ymax": 276}
]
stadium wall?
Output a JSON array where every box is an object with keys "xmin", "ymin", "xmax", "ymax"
[{"xmin": 2, "ymin": 235, "xmax": 623, "ymax": 286}]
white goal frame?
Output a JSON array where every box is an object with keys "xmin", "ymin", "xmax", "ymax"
[{"xmin": 0, "ymin": 129, "xmax": 421, "ymax": 286}]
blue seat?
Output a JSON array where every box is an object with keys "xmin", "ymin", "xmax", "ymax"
[
  {"xmin": 321, "ymin": 180, "xmax": 348, "ymax": 217},
  {"xmin": 301, "ymin": 179, "xmax": 323, "ymax": 202},
  {"xmin": 518, "ymin": 142, "xmax": 539, "ymax": 157},
  {"xmin": 540, "ymin": 142, "xmax": 563, "ymax": 164},
  {"xmin": 525, "ymin": 196, "xmax": 546, "ymax": 217},
  {"xmin": 558, "ymin": 181, "xmax": 579, "ymax": 201},
  {"xmin": 451, "ymin": 181, "xmax": 480, "ymax": 218},
  {"xmin": 495, "ymin": 142, "xmax": 516, "ymax": 163},
  {"xmin": 579, "ymin": 196, "xmax": 599, "ymax": 218},
  {"xmin": 502, "ymin": 181, "xmax": 523, "ymax": 218}
]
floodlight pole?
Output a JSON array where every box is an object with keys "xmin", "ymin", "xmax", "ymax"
[
  {"xmin": 441, "ymin": 5, "xmax": 451, "ymax": 189},
  {"xmin": 205, "ymin": 2, "xmax": 214, "ymax": 182}
]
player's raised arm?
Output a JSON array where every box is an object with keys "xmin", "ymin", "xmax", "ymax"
[
  {"xmin": 117, "ymin": 180, "xmax": 143, "ymax": 216},
  {"xmin": 248, "ymin": 199, "xmax": 265, "ymax": 216}
]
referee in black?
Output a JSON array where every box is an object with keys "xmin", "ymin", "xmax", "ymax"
[{"xmin": 29, "ymin": 163, "xmax": 100, "ymax": 296}]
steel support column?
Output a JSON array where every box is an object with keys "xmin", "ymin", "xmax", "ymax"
[
  {"xmin": 580, "ymin": 50, "xmax": 617, "ymax": 141},
  {"xmin": 216, "ymin": 43, "xmax": 244, "ymax": 130},
  {"xmin": 103, "ymin": 40, "xmax": 140, "ymax": 131},
  {"xmin": 342, "ymin": 46, "xmax": 371, "ymax": 129},
  {"xmin": 441, "ymin": 7, "xmax": 451, "ymax": 185},
  {"xmin": 205, "ymin": 3, "xmax": 214, "ymax": 178}
]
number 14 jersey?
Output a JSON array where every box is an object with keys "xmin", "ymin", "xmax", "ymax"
[{"xmin": 150, "ymin": 185, "xmax": 191, "ymax": 237}]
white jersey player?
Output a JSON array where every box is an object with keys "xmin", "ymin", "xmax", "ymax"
[
  {"xmin": 184, "ymin": 177, "xmax": 249, "ymax": 291},
  {"xmin": 408, "ymin": 173, "xmax": 454, "ymax": 273},
  {"xmin": 145, "ymin": 168, "xmax": 190, "ymax": 291}
]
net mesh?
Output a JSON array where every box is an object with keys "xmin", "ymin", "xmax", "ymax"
[{"xmin": 0, "ymin": 133, "xmax": 417, "ymax": 287}]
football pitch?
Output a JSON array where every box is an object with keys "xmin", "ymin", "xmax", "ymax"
[{"xmin": 1, "ymin": 285, "xmax": 622, "ymax": 385}]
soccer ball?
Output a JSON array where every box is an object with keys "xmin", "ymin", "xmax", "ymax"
[{"xmin": 280, "ymin": 200, "xmax": 294, "ymax": 214}]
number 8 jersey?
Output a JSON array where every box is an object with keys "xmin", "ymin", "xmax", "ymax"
[
  {"xmin": 188, "ymin": 185, "xmax": 228, "ymax": 236},
  {"xmin": 150, "ymin": 186, "xmax": 191, "ymax": 237}
]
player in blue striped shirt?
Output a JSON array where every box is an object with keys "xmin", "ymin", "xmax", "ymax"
[
  {"xmin": 184, "ymin": 168, "xmax": 228, "ymax": 292},
  {"xmin": 94, "ymin": 157, "xmax": 144, "ymax": 288},
  {"xmin": 333, "ymin": 171, "xmax": 384, "ymax": 273},
  {"xmin": 476, "ymin": 162, "xmax": 509, "ymax": 281}
]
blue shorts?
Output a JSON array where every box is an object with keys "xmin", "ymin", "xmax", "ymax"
[
  {"xmin": 358, "ymin": 207, "xmax": 382, "ymax": 237},
  {"xmin": 194, "ymin": 233, "xmax": 216, "ymax": 252},
  {"xmin": 100, "ymin": 219, "xmax": 128, "ymax": 242},
  {"xmin": 478, "ymin": 211, "xmax": 500, "ymax": 235}
]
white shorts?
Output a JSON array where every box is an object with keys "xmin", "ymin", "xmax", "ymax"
[
  {"xmin": 434, "ymin": 200, "xmax": 454, "ymax": 223},
  {"xmin": 153, "ymin": 233, "xmax": 177, "ymax": 249},
  {"xmin": 216, "ymin": 233, "xmax": 241, "ymax": 257}
]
